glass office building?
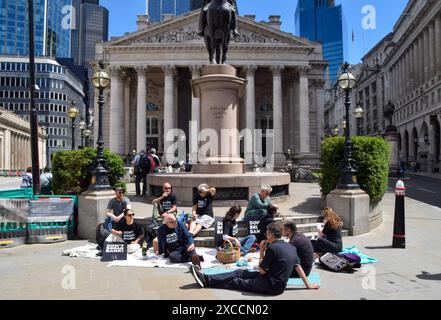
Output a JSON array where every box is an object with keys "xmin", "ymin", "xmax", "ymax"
[
  {"xmin": 295, "ymin": 0, "xmax": 347, "ymax": 82},
  {"xmin": 0, "ymin": 0, "xmax": 72, "ymax": 58},
  {"xmin": 149, "ymin": 0, "xmax": 191, "ymax": 22}
]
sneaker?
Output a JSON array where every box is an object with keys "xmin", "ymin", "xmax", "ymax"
[{"xmin": 190, "ymin": 265, "xmax": 206, "ymax": 288}]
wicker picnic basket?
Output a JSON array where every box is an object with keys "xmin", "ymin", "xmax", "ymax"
[{"xmin": 216, "ymin": 239, "xmax": 241, "ymax": 264}]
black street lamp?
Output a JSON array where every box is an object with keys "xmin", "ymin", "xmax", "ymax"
[
  {"xmin": 78, "ymin": 118, "xmax": 86, "ymax": 149},
  {"xmin": 68, "ymin": 101, "xmax": 79, "ymax": 150},
  {"xmin": 84, "ymin": 128, "xmax": 91, "ymax": 147},
  {"xmin": 28, "ymin": 0, "xmax": 41, "ymax": 195},
  {"xmin": 354, "ymin": 101, "xmax": 364, "ymax": 136},
  {"xmin": 89, "ymin": 61, "xmax": 111, "ymax": 190},
  {"xmin": 337, "ymin": 62, "xmax": 359, "ymax": 189}
]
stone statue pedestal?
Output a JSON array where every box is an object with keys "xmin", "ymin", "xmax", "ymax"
[
  {"xmin": 384, "ymin": 125, "xmax": 400, "ymax": 177},
  {"xmin": 78, "ymin": 189, "xmax": 115, "ymax": 241},
  {"xmin": 191, "ymin": 65, "xmax": 247, "ymax": 174},
  {"xmin": 327, "ymin": 188, "xmax": 370, "ymax": 236}
]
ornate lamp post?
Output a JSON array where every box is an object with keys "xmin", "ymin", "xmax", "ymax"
[
  {"xmin": 337, "ymin": 62, "xmax": 359, "ymax": 189},
  {"xmin": 89, "ymin": 61, "xmax": 111, "ymax": 190},
  {"xmin": 68, "ymin": 101, "xmax": 79, "ymax": 150},
  {"xmin": 354, "ymin": 101, "xmax": 364, "ymax": 136},
  {"xmin": 78, "ymin": 118, "xmax": 86, "ymax": 149}
]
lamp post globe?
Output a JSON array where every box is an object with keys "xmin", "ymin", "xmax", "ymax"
[
  {"xmin": 68, "ymin": 101, "xmax": 79, "ymax": 150},
  {"xmin": 78, "ymin": 119, "xmax": 86, "ymax": 149},
  {"xmin": 337, "ymin": 62, "xmax": 360, "ymax": 189},
  {"xmin": 89, "ymin": 61, "xmax": 111, "ymax": 190},
  {"xmin": 354, "ymin": 102, "xmax": 364, "ymax": 136}
]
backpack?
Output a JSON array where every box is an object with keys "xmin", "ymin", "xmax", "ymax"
[
  {"xmin": 137, "ymin": 154, "xmax": 150, "ymax": 173},
  {"xmin": 21, "ymin": 173, "xmax": 32, "ymax": 188},
  {"xmin": 147, "ymin": 155, "xmax": 157, "ymax": 173},
  {"xmin": 319, "ymin": 252, "xmax": 360, "ymax": 273}
]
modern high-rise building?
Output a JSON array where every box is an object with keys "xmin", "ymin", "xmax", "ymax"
[
  {"xmin": 295, "ymin": 0, "xmax": 346, "ymax": 82},
  {"xmin": 71, "ymin": 0, "xmax": 109, "ymax": 67},
  {"xmin": 0, "ymin": 0, "xmax": 73, "ymax": 58}
]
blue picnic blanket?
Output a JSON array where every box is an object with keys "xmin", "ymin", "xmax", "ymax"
[
  {"xmin": 339, "ymin": 246, "xmax": 379, "ymax": 264},
  {"xmin": 202, "ymin": 268, "xmax": 321, "ymax": 286}
]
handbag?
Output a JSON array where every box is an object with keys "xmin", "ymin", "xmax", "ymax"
[{"xmin": 319, "ymin": 252, "xmax": 354, "ymax": 272}]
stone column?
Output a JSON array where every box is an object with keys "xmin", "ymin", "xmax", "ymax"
[
  {"xmin": 10, "ymin": 133, "xmax": 14, "ymax": 170},
  {"xmin": 271, "ymin": 65, "xmax": 285, "ymax": 165},
  {"xmin": 244, "ymin": 65, "xmax": 257, "ymax": 163},
  {"xmin": 135, "ymin": 66, "xmax": 148, "ymax": 153},
  {"xmin": 435, "ymin": 14, "xmax": 441, "ymax": 73},
  {"xmin": 162, "ymin": 65, "xmax": 177, "ymax": 159},
  {"xmin": 297, "ymin": 66, "xmax": 311, "ymax": 155},
  {"xmin": 410, "ymin": 44, "xmax": 416, "ymax": 90},
  {"xmin": 189, "ymin": 65, "xmax": 202, "ymax": 162},
  {"xmin": 4, "ymin": 130, "xmax": 11, "ymax": 170},
  {"xmin": 418, "ymin": 34, "xmax": 424, "ymax": 87},
  {"xmin": 109, "ymin": 66, "xmax": 125, "ymax": 155},
  {"xmin": 423, "ymin": 28, "xmax": 429, "ymax": 84},
  {"xmin": 429, "ymin": 22, "xmax": 436, "ymax": 80},
  {"xmin": 124, "ymin": 75, "xmax": 131, "ymax": 156}
]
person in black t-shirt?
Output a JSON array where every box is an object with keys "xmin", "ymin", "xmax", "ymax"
[
  {"xmin": 283, "ymin": 220, "xmax": 314, "ymax": 278},
  {"xmin": 152, "ymin": 182, "xmax": 178, "ymax": 227},
  {"xmin": 111, "ymin": 209, "xmax": 144, "ymax": 253},
  {"xmin": 217, "ymin": 205, "xmax": 256, "ymax": 256},
  {"xmin": 157, "ymin": 214, "xmax": 202, "ymax": 268},
  {"xmin": 311, "ymin": 207, "xmax": 343, "ymax": 255},
  {"xmin": 189, "ymin": 184, "xmax": 216, "ymax": 237},
  {"xmin": 190, "ymin": 222, "xmax": 319, "ymax": 295}
]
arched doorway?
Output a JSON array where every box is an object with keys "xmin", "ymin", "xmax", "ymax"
[
  {"xmin": 411, "ymin": 127, "xmax": 418, "ymax": 162},
  {"xmin": 420, "ymin": 122, "xmax": 429, "ymax": 172}
]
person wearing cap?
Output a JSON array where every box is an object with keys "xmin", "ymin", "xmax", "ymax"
[
  {"xmin": 104, "ymin": 187, "xmax": 131, "ymax": 231},
  {"xmin": 244, "ymin": 186, "xmax": 278, "ymax": 221},
  {"xmin": 189, "ymin": 184, "xmax": 216, "ymax": 237},
  {"xmin": 111, "ymin": 209, "xmax": 144, "ymax": 254}
]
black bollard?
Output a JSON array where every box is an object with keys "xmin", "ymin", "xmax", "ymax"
[{"xmin": 392, "ymin": 180, "xmax": 406, "ymax": 248}]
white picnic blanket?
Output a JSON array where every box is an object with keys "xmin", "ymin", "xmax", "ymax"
[{"xmin": 62, "ymin": 243, "xmax": 101, "ymax": 259}]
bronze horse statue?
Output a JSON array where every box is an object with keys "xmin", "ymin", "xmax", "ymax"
[{"xmin": 202, "ymin": 0, "xmax": 233, "ymax": 64}]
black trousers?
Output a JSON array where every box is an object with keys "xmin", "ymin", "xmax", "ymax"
[
  {"xmin": 311, "ymin": 237, "xmax": 342, "ymax": 254},
  {"xmin": 168, "ymin": 245, "xmax": 197, "ymax": 263},
  {"xmin": 206, "ymin": 270, "xmax": 280, "ymax": 295},
  {"xmin": 135, "ymin": 173, "xmax": 147, "ymax": 195}
]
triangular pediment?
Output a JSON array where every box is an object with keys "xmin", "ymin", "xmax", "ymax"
[{"xmin": 107, "ymin": 11, "xmax": 316, "ymax": 48}]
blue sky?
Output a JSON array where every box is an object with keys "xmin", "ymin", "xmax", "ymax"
[{"xmin": 101, "ymin": 0, "xmax": 408, "ymax": 63}]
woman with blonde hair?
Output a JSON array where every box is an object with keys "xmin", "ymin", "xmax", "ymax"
[{"xmin": 311, "ymin": 207, "xmax": 343, "ymax": 254}]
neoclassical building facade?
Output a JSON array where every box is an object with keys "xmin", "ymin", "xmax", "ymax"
[
  {"xmin": 0, "ymin": 107, "xmax": 47, "ymax": 171},
  {"xmin": 94, "ymin": 12, "xmax": 327, "ymax": 166}
]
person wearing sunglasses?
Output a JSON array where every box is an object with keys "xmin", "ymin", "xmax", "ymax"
[
  {"xmin": 156, "ymin": 214, "xmax": 202, "ymax": 268},
  {"xmin": 104, "ymin": 187, "xmax": 131, "ymax": 231},
  {"xmin": 189, "ymin": 184, "xmax": 217, "ymax": 237},
  {"xmin": 111, "ymin": 209, "xmax": 144, "ymax": 254},
  {"xmin": 152, "ymin": 182, "xmax": 178, "ymax": 227}
]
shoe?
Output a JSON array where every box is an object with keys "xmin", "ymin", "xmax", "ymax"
[
  {"xmin": 233, "ymin": 30, "xmax": 240, "ymax": 38},
  {"xmin": 191, "ymin": 255, "xmax": 202, "ymax": 270},
  {"xmin": 190, "ymin": 265, "xmax": 206, "ymax": 288}
]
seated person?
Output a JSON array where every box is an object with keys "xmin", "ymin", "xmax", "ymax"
[
  {"xmin": 190, "ymin": 222, "xmax": 319, "ymax": 294},
  {"xmin": 217, "ymin": 205, "xmax": 256, "ymax": 256},
  {"xmin": 111, "ymin": 209, "xmax": 144, "ymax": 253},
  {"xmin": 311, "ymin": 207, "xmax": 343, "ymax": 255},
  {"xmin": 244, "ymin": 186, "xmax": 278, "ymax": 221},
  {"xmin": 157, "ymin": 214, "xmax": 202, "ymax": 268},
  {"xmin": 152, "ymin": 182, "xmax": 177, "ymax": 227},
  {"xmin": 105, "ymin": 187, "xmax": 131, "ymax": 231},
  {"xmin": 189, "ymin": 184, "xmax": 216, "ymax": 237},
  {"xmin": 282, "ymin": 220, "xmax": 314, "ymax": 278},
  {"xmin": 256, "ymin": 204, "xmax": 278, "ymax": 244}
]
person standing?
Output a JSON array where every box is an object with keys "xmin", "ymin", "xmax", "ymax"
[
  {"xmin": 134, "ymin": 150, "xmax": 150, "ymax": 196},
  {"xmin": 40, "ymin": 167, "xmax": 53, "ymax": 195},
  {"xmin": 190, "ymin": 222, "xmax": 319, "ymax": 294},
  {"xmin": 20, "ymin": 167, "xmax": 33, "ymax": 189},
  {"xmin": 189, "ymin": 184, "xmax": 216, "ymax": 237}
]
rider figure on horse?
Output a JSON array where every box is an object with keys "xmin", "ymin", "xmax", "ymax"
[{"xmin": 198, "ymin": 0, "xmax": 239, "ymax": 38}]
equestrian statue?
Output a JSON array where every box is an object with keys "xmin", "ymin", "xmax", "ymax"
[{"xmin": 198, "ymin": 0, "xmax": 239, "ymax": 64}]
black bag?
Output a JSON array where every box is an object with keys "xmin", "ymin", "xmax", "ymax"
[
  {"xmin": 137, "ymin": 154, "xmax": 150, "ymax": 173},
  {"xmin": 319, "ymin": 252, "xmax": 357, "ymax": 273},
  {"xmin": 96, "ymin": 223, "xmax": 111, "ymax": 249}
]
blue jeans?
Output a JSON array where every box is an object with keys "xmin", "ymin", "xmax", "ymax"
[
  {"xmin": 104, "ymin": 217, "xmax": 113, "ymax": 232},
  {"xmin": 239, "ymin": 235, "xmax": 256, "ymax": 255}
]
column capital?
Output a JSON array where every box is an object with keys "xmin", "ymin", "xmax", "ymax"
[
  {"xmin": 135, "ymin": 65, "xmax": 149, "ymax": 75},
  {"xmin": 297, "ymin": 65, "xmax": 311, "ymax": 75},
  {"xmin": 161, "ymin": 65, "xmax": 177, "ymax": 76},
  {"xmin": 189, "ymin": 65, "xmax": 202, "ymax": 77},
  {"xmin": 243, "ymin": 65, "xmax": 258, "ymax": 76},
  {"xmin": 270, "ymin": 65, "xmax": 285, "ymax": 75},
  {"xmin": 108, "ymin": 65, "xmax": 123, "ymax": 78}
]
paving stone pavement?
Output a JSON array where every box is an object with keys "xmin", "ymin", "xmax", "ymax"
[{"xmin": 1, "ymin": 182, "xmax": 440, "ymax": 300}]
